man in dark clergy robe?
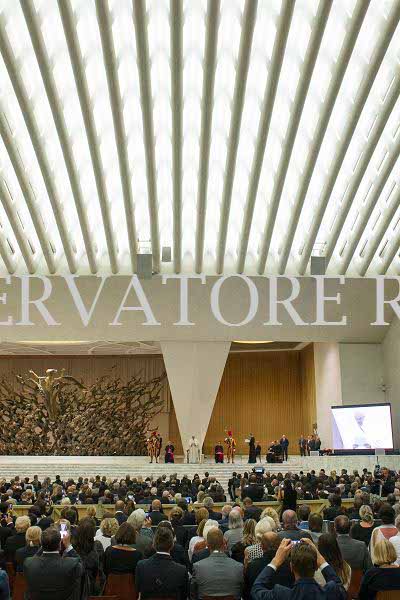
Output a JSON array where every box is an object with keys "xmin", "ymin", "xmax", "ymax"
[
  {"xmin": 215, "ymin": 442, "xmax": 224, "ymax": 463},
  {"xmin": 165, "ymin": 442, "xmax": 175, "ymax": 463},
  {"xmin": 280, "ymin": 435, "xmax": 289, "ymax": 461}
]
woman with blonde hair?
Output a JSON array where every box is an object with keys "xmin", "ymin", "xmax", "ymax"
[
  {"xmin": 359, "ymin": 539, "xmax": 400, "ymax": 599},
  {"xmin": 15, "ymin": 525, "xmax": 42, "ymax": 571},
  {"xmin": 244, "ymin": 516, "xmax": 275, "ymax": 566},
  {"xmin": 260, "ymin": 507, "xmax": 280, "ymax": 531},
  {"xmin": 94, "ymin": 517, "xmax": 119, "ymax": 550},
  {"xmin": 350, "ymin": 505, "xmax": 375, "ymax": 546}
]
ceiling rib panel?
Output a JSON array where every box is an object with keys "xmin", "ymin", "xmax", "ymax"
[{"xmin": 0, "ymin": 0, "xmax": 397, "ymax": 277}]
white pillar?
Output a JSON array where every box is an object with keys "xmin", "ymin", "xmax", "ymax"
[
  {"xmin": 383, "ymin": 318, "xmax": 400, "ymax": 447},
  {"xmin": 161, "ymin": 341, "xmax": 230, "ymax": 452},
  {"xmin": 313, "ymin": 342, "xmax": 342, "ymax": 448}
]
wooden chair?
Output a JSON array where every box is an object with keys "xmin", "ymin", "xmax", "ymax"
[
  {"xmin": 347, "ymin": 569, "xmax": 363, "ymax": 600},
  {"xmin": 5, "ymin": 562, "xmax": 15, "ymax": 592},
  {"xmin": 12, "ymin": 573, "xmax": 27, "ymax": 600},
  {"xmin": 89, "ymin": 597, "xmax": 119, "ymax": 600},
  {"xmin": 103, "ymin": 573, "xmax": 137, "ymax": 600},
  {"xmin": 203, "ymin": 596, "xmax": 235, "ymax": 600},
  {"xmin": 376, "ymin": 592, "xmax": 400, "ymax": 600}
]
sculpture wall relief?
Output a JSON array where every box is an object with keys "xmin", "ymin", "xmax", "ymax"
[{"xmin": 0, "ymin": 368, "xmax": 166, "ymax": 455}]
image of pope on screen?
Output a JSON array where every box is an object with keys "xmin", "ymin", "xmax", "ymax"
[{"xmin": 331, "ymin": 404, "xmax": 393, "ymax": 450}]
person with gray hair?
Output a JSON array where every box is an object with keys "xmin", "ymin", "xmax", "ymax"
[
  {"xmin": 203, "ymin": 496, "xmax": 222, "ymax": 521},
  {"xmin": 224, "ymin": 509, "xmax": 244, "ymax": 554},
  {"xmin": 278, "ymin": 510, "xmax": 312, "ymax": 541},
  {"xmin": 127, "ymin": 508, "xmax": 153, "ymax": 557}
]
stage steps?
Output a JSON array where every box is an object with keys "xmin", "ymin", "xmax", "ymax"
[{"xmin": 0, "ymin": 454, "xmax": 392, "ymax": 495}]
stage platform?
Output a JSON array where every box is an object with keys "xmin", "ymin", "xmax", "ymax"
[{"xmin": 0, "ymin": 454, "xmax": 398, "ymax": 493}]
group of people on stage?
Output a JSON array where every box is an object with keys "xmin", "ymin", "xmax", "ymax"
[
  {"xmin": 147, "ymin": 429, "xmax": 321, "ymax": 464},
  {"xmin": 298, "ymin": 433, "xmax": 322, "ymax": 456}
]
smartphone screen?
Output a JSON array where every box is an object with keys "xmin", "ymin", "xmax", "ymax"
[{"xmin": 60, "ymin": 523, "xmax": 68, "ymax": 538}]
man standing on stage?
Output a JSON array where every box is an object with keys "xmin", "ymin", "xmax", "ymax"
[
  {"xmin": 298, "ymin": 435, "xmax": 306, "ymax": 456},
  {"xmin": 248, "ymin": 434, "xmax": 256, "ymax": 463},
  {"xmin": 280, "ymin": 434, "xmax": 289, "ymax": 461},
  {"xmin": 214, "ymin": 441, "xmax": 224, "ymax": 463},
  {"xmin": 224, "ymin": 430, "xmax": 236, "ymax": 464}
]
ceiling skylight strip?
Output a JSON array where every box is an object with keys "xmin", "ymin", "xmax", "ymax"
[
  {"xmin": 257, "ymin": 0, "xmax": 332, "ymax": 275},
  {"xmin": 57, "ymin": 0, "xmax": 119, "ymax": 274},
  {"xmin": 278, "ymin": 0, "xmax": 369, "ymax": 275},
  {"xmin": 298, "ymin": 1, "xmax": 400, "ymax": 275},
  {"xmin": 0, "ymin": 109, "xmax": 56, "ymax": 273},
  {"xmin": 170, "ymin": 0, "xmax": 183, "ymax": 273},
  {"xmin": 0, "ymin": 174, "xmax": 35, "ymax": 273},
  {"xmin": 195, "ymin": 0, "xmax": 220, "ymax": 274},
  {"xmin": 0, "ymin": 13, "xmax": 77, "ymax": 273},
  {"xmin": 95, "ymin": 0, "xmax": 138, "ymax": 273},
  {"xmin": 340, "ymin": 135, "xmax": 400, "ymax": 274},
  {"xmin": 21, "ymin": 0, "xmax": 98, "ymax": 274},
  {"xmin": 215, "ymin": 0, "xmax": 257, "ymax": 274},
  {"xmin": 133, "ymin": 0, "xmax": 160, "ymax": 274}
]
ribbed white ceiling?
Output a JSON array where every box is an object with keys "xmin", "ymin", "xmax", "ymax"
[{"xmin": 0, "ymin": 0, "xmax": 399, "ymax": 277}]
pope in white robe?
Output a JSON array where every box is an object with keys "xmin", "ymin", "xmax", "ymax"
[{"xmin": 187, "ymin": 436, "xmax": 200, "ymax": 463}]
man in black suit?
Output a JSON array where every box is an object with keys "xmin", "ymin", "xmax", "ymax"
[
  {"xmin": 241, "ymin": 474, "xmax": 264, "ymax": 501},
  {"xmin": 252, "ymin": 538, "xmax": 346, "ymax": 600},
  {"xmin": 203, "ymin": 497, "xmax": 222, "ymax": 521},
  {"xmin": 298, "ymin": 436, "xmax": 306, "ymax": 456},
  {"xmin": 24, "ymin": 527, "xmax": 84, "ymax": 600},
  {"xmin": 148, "ymin": 499, "xmax": 165, "ymax": 526},
  {"xmin": 114, "ymin": 500, "xmax": 127, "ymax": 525},
  {"xmin": 135, "ymin": 527, "xmax": 188, "ymax": 600},
  {"xmin": 243, "ymin": 497, "xmax": 262, "ymax": 522},
  {"xmin": 280, "ymin": 435, "xmax": 289, "ymax": 461},
  {"xmin": 244, "ymin": 532, "xmax": 294, "ymax": 599},
  {"xmin": 278, "ymin": 511, "xmax": 312, "ymax": 542}
]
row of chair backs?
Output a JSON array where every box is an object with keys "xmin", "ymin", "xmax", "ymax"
[
  {"xmin": 104, "ymin": 573, "xmax": 137, "ymax": 600},
  {"xmin": 347, "ymin": 569, "xmax": 362, "ymax": 600}
]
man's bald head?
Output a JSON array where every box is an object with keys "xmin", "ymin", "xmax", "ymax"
[
  {"xmin": 282, "ymin": 510, "xmax": 297, "ymax": 528},
  {"xmin": 206, "ymin": 528, "xmax": 224, "ymax": 551},
  {"xmin": 261, "ymin": 531, "xmax": 280, "ymax": 553}
]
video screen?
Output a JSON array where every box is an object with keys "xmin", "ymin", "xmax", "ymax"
[{"xmin": 331, "ymin": 404, "xmax": 393, "ymax": 450}]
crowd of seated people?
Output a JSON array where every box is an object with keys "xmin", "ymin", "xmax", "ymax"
[{"xmin": 0, "ymin": 467, "xmax": 397, "ymax": 598}]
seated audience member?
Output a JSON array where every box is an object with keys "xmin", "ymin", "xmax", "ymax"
[
  {"xmin": 347, "ymin": 495, "xmax": 363, "ymax": 521},
  {"xmin": 169, "ymin": 506, "xmax": 187, "ymax": 547},
  {"xmin": 135, "ymin": 527, "xmax": 188, "ymax": 600},
  {"xmin": 148, "ymin": 499, "xmax": 165, "ymax": 525},
  {"xmin": 203, "ymin": 497, "xmax": 222, "ymax": 521},
  {"xmin": 114, "ymin": 500, "xmax": 127, "ymax": 525},
  {"xmin": 350, "ymin": 505, "xmax": 375, "ymax": 546},
  {"xmin": 104, "ymin": 522, "xmax": 142, "ymax": 575},
  {"xmin": 244, "ymin": 532, "xmax": 294, "ymax": 599},
  {"xmin": 15, "ymin": 525, "xmax": 41, "ymax": 572},
  {"xmin": 94, "ymin": 516, "xmax": 119, "ymax": 551},
  {"xmin": 260, "ymin": 507, "xmax": 280, "ymax": 532},
  {"xmin": 314, "ymin": 534, "xmax": 351, "ymax": 590},
  {"xmin": 0, "ymin": 568, "xmax": 9, "ymax": 600},
  {"xmin": 219, "ymin": 504, "xmax": 233, "ymax": 530},
  {"xmin": 192, "ymin": 520, "xmax": 220, "ymax": 564},
  {"xmin": 127, "ymin": 509, "xmax": 154, "ymax": 556},
  {"xmin": 370, "ymin": 503, "xmax": 397, "ymax": 564},
  {"xmin": 154, "ymin": 521, "xmax": 187, "ymax": 566},
  {"xmin": 245, "ymin": 517, "xmax": 276, "ymax": 565},
  {"xmin": 71, "ymin": 517, "xmax": 104, "ymax": 596},
  {"xmin": 191, "ymin": 528, "xmax": 243, "ymax": 600},
  {"xmin": 24, "ymin": 527, "xmax": 83, "ymax": 600},
  {"xmin": 389, "ymin": 514, "xmax": 400, "ymax": 563},
  {"xmin": 231, "ymin": 518, "xmax": 257, "ymax": 563},
  {"xmin": 278, "ymin": 510, "xmax": 312, "ymax": 541},
  {"xmin": 251, "ymin": 538, "xmax": 346, "ymax": 600},
  {"xmin": 244, "ymin": 497, "xmax": 262, "ymax": 522},
  {"xmin": 224, "ymin": 509, "xmax": 244, "ymax": 554},
  {"xmin": 242, "ymin": 475, "xmax": 264, "ymax": 502},
  {"xmin": 297, "ymin": 505, "xmax": 311, "ymax": 530},
  {"xmin": 359, "ymin": 539, "xmax": 400, "ymax": 599},
  {"xmin": 4, "ymin": 515, "xmax": 31, "ymax": 561},
  {"xmin": 323, "ymin": 494, "xmax": 344, "ymax": 521},
  {"xmin": 308, "ymin": 513, "xmax": 323, "ymax": 543},
  {"xmin": 187, "ymin": 509, "xmax": 209, "ymax": 561},
  {"xmin": 85, "ymin": 506, "xmax": 100, "ymax": 526},
  {"xmin": 178, "ymin": 499, "xmax": 196, "ymax": 525},
  {"xmin": 334, "ymin": 515, "xmax": 372, "ymax": 572}
]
